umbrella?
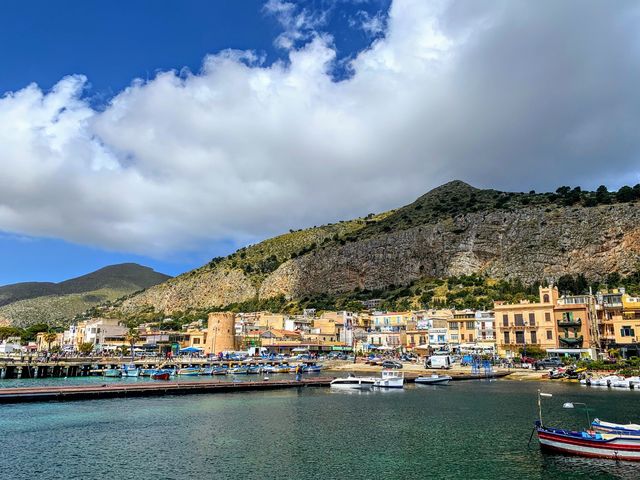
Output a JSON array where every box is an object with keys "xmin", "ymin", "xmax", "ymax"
[
  {"xmin": 291, "ymin": 347, "xmax": 309, "ymax": 352},
  {"xmin": 179, "ymin": 346, "xmax": 203, "ymax": 353}
]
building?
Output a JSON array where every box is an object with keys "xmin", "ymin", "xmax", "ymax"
[
  {"xmin": 371, "ymin": 312, "xmax": 411, "ymax": 332},
  {"xmin": 205, "ymin": 312, "xmax": 236, "ymax": 354},
  {"xmin": 493, "ymin": 286, "xmax": 559, "ymax": 357},
  {"xmin": 80, "ymin": 318, "xmax": 128, "ymax": 349}
]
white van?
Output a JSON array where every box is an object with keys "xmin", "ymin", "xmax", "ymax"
[{"xmin": 426, "ymin": 355, "xmax": 452, "ymax": 369}]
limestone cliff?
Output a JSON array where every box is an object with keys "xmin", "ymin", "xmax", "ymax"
[{"xmin": 117, "ymin": 181, "xmax": 640, "ymax": 314}]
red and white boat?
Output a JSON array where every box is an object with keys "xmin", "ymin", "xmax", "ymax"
[
  {"xmin": 534, "ymin": 391, "xmax": 640, "ymax": 461},
  {"xmin": 536, "ymin": 422, "xmax": 640, "ymax": 461}
]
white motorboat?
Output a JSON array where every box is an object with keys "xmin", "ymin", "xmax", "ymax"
[
  {"xmin": 371, "ymin": 370, "xmax": 405, "ymax": 389},
  {"xmin": 121, "ymin": 364, "xmax": 140, "ymax": 377},
  {"xmin": 611, "ymin": 376, "xmax": 640, "ymax": 389},
  {"xmin": 330, "ymin": 375, "xmax": 376, "ymax": 390},
  {"xmin": 415, "ymin": 374, "xmax": 452, "ymax": 385},
  {"xmin": 586, "ymin": 375, "xmax": 623, "ymax": 387}
]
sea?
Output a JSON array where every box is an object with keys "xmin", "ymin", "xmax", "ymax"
[{"xmin": 0, "ymin": 377, "xmax": 638, "ymax": 479}]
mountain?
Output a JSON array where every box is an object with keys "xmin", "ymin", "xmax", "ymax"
[
  {"xmin": 109, "ymin": 181, "xmax": 640, "ymax": 316},
  {"xmin": 0, "ymin": 264, "xmax": 171, "ymax": 326}
]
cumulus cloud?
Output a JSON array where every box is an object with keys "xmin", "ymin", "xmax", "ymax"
[{"xmin": 1, "ymin": 0, "xmax": 639, "ymax": 256}]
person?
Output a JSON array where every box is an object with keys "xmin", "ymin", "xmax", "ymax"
[{"xmin": 295, "ymin": 364, "xmax": 302, "ymax": 382}]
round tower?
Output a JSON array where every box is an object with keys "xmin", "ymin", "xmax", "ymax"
[{"xmin": 206, "ymin": 312, "xmax": 236, "ymax": 355}]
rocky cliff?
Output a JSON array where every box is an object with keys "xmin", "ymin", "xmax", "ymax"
[{"xmin": 117, "ymin": 181, "xmax": 640, "ymax": 314}]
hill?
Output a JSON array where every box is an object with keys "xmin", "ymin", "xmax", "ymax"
[
  {"xmin": 103, "ymin": 181, "xmax": 640, "ymax": 318},
  {"xmin": 0, "ymin": 264, "xmax": 171, "ymax": 326}
]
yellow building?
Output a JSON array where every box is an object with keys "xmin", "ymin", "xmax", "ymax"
[
  {"xmin": 256, "ymin": 313, "xmax": 286, "ymax": 331},
  {"xmin": 371, "ymin": 312, "xmax": 412, "ymax": 331},
  {"xmin": 493, "ymin": 286, "xmax": 559, "ymax": 357},
  {"xmin": 614, "ymin": 294, "xmax": 640, "ymax": 344},
  {"xmin": 448, "ymin": 310, "xmax": 477, "ymax": 347}
]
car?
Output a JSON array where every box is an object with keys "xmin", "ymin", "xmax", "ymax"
[
  {"xmin": 534, "ymin": 358, "xmax": 563, "ymax": 370},
  {"xmin": 381, "ymin": 360, "xmax": 403, "ymax": 369}
]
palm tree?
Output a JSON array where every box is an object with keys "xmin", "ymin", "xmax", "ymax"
[
  {"xmin": 43, "ymin": 332, "xmax": 58, "ymax": 352},
  {"xmin": 125, "ymin": 327, "xmax": 141, "ymax": 363}
]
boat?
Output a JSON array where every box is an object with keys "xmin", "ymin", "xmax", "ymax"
[
  {"xmin": 121, "ymin": 364, "xmax": 140, "ymax": 377},
  {"xmin": 581, "ymin": 375, "xmax": 623, "ymax": 387},
  {"xmin": 370, "ymin": 370, "xmax": 404, "ymax": 389},
  {"xmin": 212, "ymin": 367, "xmax": 228, "ymax": 375},
  {"xmin": 610, "ymin": 376, "xmax": 640, "ymax": 389},
  {"xmin": 536, "ymin": 422, "xmax": 640, "ymax": 461},
  {"xmin": 228, "ymin": 366, "xmax": 249, "ymax": 375},
  {"xmin": 103, "ymin": 368, "xmax": 122, "ymax": 378},
  {"xmin": 415, "ymin": 374, "xmax": 452, "ymax": 385},
  {"xmin": 201, "ymin": 367, "xmax": 214, "ymax": 375},
  {"xmin": 140, "ymin": 368, "xmax": 156, "ymax": 377},
  {"xmin": 330, "ymin": 375, "xmax": 376, "ymax": 390},
  {"xmin": 176, "ymin": 367, "xmax": 202, "ymax": 376},
  {"xmin": 247, "ymin": 365, "xmax": 262, "ymax": 374},
  {"xmin": 150, "ymin": 371, "xmax": 171, "ymax": 380},
  {"xmin": 534, "ymin": 390, "xmax": 640, "ymax": 461},
  {"xmin": 592, "ymin": 418, "xmax": 640, "ymax": 435},
  {"xmin": 302, "ymin": 364, "xmax": 322, "ymax": 373},
  {"xmin": 262, "ymin": 365, "xmax": 277, "ymax": 374},
  {"xmin": 273, "ymin": 365, "xmax": 291, "ymax": 373}
]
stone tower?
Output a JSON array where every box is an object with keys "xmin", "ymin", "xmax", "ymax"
[{"xmin": 206, "ymin": 312, "xmax": 236, "ymax": 355}]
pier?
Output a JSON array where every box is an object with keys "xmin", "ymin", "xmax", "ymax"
[{"xmin": 0, "ymin": 377, "xmax": 333, "ymax": 404}]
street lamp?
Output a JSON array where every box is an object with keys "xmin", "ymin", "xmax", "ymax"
[{"xmin": 563, "ymin": 401, "xmax": 591, "ymax": 429}]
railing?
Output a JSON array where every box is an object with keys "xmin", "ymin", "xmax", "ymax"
[{"xmin": 557, "ymin": 319, "xmax": 582, "ymax": 327}]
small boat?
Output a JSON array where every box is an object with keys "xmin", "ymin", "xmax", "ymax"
[
  {"xmin": 201, "ymin": 367, "xmax": 214, "ymax": 375},
  {"xmin": 176, "ymin": 367, "xmax": 202, "ymax": 376},
  {"xmin": 536, "ymin": 421, "xmax": 640, "ymax": 461},
  {"xmin": 415, "ymin": 374, "xmax": 452, "ymax": 385},
  {"xmin": 121, "ymin": 365, "xmax": 140, "ymax": 377},
  {"xmin": 212, "ymin": 367, "xmax": 228, "ymax": 375},
  {"xmin": 151, "ymin": 371, "xmax": 171, "ymax": 380},
  {"xmin": 262, "ymin": 365, "xmax": 277, "ymax": 374},
  {"xmin": 103, "ymin": 368, "xmax": 122, "ymax": 378},
  {"xmin": 247, "ymin": 365, "xmax": 262, "ymax": 374},
  {"xmin": 611, "ymin": 376, "xmax": 640, "ymax": 389},
  {"xmin": 273, "ymin": 365, "xmax": 290, "ymax": 373},
  {"xmin": 140, "ymin": 368, "xmax": 156, "ymax": 377},
  {"xmin": 587, "ymin": 375, "xmax": 623, "ymax": 387},
  {"xmin": 330, "ymin": 375, "xmax": 376, "ymax": 390},
  {"xmin": 592, "ymin": 418, "xmax": 640, "ymax": 435},
  {"xmin": 229, "ymin": 366, "xmax": 249, "ymax": 375},
  {"xmin": 371, "ymin": 370, "xmax": 404, "ymax": 389},
  {"xmin": 302, "ymin": 364, "xmax": 322, "ymax": 373}
]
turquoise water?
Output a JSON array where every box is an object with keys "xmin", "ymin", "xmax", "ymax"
[{"xmin": 1, "ymin": 380, "xmax": 639, "ymax": 479}]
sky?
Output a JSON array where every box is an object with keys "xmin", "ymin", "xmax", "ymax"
[{"xmin": 0, "ymin": 0, "xmax": 639, "ymax": 285}]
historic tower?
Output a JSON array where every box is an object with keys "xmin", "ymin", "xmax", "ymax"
[{"xmin": 206, "ymin": 312, "xmax": 236, "ymax": 354}]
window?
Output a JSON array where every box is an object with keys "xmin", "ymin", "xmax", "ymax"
[
  {"xmin": 545, "ymin": 312, "xmax": 551, "ymax": 322},
  {"xmin": 503, "ymin": 332, "xmax": 510, "ymax": 344},
  {"xmin": 466, "ymin": 321, "xmax": 475, "ymax": 329},
  {"xmin": 543, "ymin": 294, "xmax": 550, "ymax": 303},
  {"xmin": 530, "ymin": 331, "xmax": 537, "ymax": 344},
  {"xmin": 502, "ymin": 314, "xmax": 509, "ymax": 327},
  {"xmin": 515, "ymin": 314, "xmax": 524, "ymax": 326},
  {"xmin": 515, "ymin": 331, "xmax": 525, "ymax": 344},
  {"xmin": 469, "ymin": 334, "xmax": 473, "ymax": 342},
  {"xmin": 193, "ymin": 338, "xmax": 200, "ymax": 344},
  {"xmin": 451, "ymin": 334, "xmax": 459, "ymax": 341},
  {"xmin": 546, "ymin": 330, "xmax": 553, "ymax": 340},
  {"xmin": 529, "ymin": 313, "xmax": 536, "ymax": 326},
  {"xmin": 450, "ymin": 322, "xmax": 459, "ymax": 330},
  {"xmin": 621, "ymin": 326, "xmax": 635, "ymax": 337}
]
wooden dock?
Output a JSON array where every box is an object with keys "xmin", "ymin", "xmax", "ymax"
[{"xmin": 0, "ymin": 377, "xmax": 333, "ymax": 404}]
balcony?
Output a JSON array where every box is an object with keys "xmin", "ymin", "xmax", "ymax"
[
  {"xmin": 557, "ymin": 318, "xmax": 582, "ymax": 328},
  {"xmin": 559, "ymin": 336, "xmax": 584, "ymax": 348}
]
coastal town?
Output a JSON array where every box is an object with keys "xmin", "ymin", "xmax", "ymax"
[{"xmin": 2, "ymin": 284, "xmax": 635, "ymax": 364}]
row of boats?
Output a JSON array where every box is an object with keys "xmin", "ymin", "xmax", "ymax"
[
  {"xmin": 329, "ymin": 372, "xmax": 452, "ymax": 390},
  {"xmin": 580, "ymin": 374, "xmax": 640, "ymax": 389},
  {"xmin": 102, "ymin": 363, "xmax": 323, "ymax": 379}
]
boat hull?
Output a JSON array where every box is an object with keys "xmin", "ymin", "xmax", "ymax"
[
  {"xmin": 151, "ymin": 372, "xmax": 171, "ymax": 380},
  {"xmin": 537, "ymin": 427, "xmax": 640, "ymax": 461},
  {"xmin": 415, "ymin": 375, "xmax": 451, "ymax": 385}
]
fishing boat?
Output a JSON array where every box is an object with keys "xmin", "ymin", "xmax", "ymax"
[
  {"xmin": 370, "ymin": 370, "xmax": 404, "ymax": 389},
  {"xmin": 150, "ymin": 371, "xmax": 171, "ymax": 380},
  {"xmin": 262, "ymin": 365, "xmax": 277, "ymax": 374},
  {"xmin": 415, "ymin": 374, "xmax": 452, "ymax": 385},
  {"xmin": 247, "ymin": 365, "xmax": 262, "ymax": 374},
  {"xmin": 228, "ymin": 366, "xmax": 249, "ymax": 375},
  {"xmin": 330, "ymin": 375, "xmax": 376, "ymax": 390},
  {"xmin": 212, "ymin": 366, "xmax": 228, "ymax": 375},
  {"xmin": 534, "ymin": 390, "xmax": 640, "ymax": 461},
  {"xmin": 140, "ymin": 368, "xmax": 156, "ymax": 377},
  {"xmin": 592, "ymin": 418, "xmax": 640, "ymax": 435},
  {"xmin": 201, "ymin": 367, "xmax": 214, "ymax": 375},
  {"xmin": 121, "ymin": 364, "xmax": 140, "ymax": 377},
  {"xmin": 103, "ymin": 368, "xmax": 122, "ymax": 378},
  {"xmin": 176, "ymin": 367, "xmax": 202, "ymax": 376},
  {"xmin": 273, "ymin": 365, "xmax": 291, "ymax": 373},
  {"xmin": 302, "ymin": 364, "xmax": 322, "ymax": 373}
]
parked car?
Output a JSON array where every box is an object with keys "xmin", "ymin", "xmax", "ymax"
[
  {"xmin": 381, "ymin": 360, "xmax": 403, "ymax": 369},
  {"xmin": 534, "ymin": 358, "xmax": 563, "ymax": 370}
]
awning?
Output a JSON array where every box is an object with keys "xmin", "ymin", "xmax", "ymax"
[{"xmin": 179, "ymin": 346, "xmax": 203, "ymax": 353}]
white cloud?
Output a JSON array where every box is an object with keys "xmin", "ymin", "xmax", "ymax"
[{"xmin": 1, "ymin": 0, "xmax": 639, "ymax": 256}]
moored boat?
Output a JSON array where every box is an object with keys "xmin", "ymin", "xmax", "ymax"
[
  {"xmin": 415, "ymin": 374, "xmax": 452, "ymax": 385},
  {"xmin": 151, "ymin": 371, "xmax": 171, "ymax": 380},
  {"xmin": 103, "ymin": 368, "xmax": 122, "ymax": 378},
  {"xmin": 592, "ymin": 418, "xmax": 640, "ymax": 435},
  {"xmin": 330, "ymin": 375, "xmax": 375, "ymax": 390},
  {"xmin": 212, "ymin": 367, "xmax": 228, "ymax": 375},
  {"xmin": 121, "ymin": 364, "xmax": 140, "ymax": 377},
  {"xmin": 176, "ymin": 367, "xmax": 202, "ymax": 376},
  {"xmin": 228, "ymin": 366, "xmax": 249, "ymax": 375}
]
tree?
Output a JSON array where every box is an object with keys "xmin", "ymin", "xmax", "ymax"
[
  {"xmin": 78, "ymin": 342, "xmax": 94, "ymax": 355},
  {"xmin": 616, "ymin": 185, "xmax": 635, "ymax": 203},
  {"xmin": 125, "ymin": 327, "xmax": 141, "ymax": 363},
  {"xmin": 596, "ymin": 185, "xmax": 610, "ymax": 204},
  {"xmin": 42, "ymin": 332, "xmax": 58, "ymax": 352}
]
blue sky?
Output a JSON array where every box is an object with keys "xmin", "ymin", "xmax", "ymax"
[
  {"xmin": 0, "ymin": 0, "xmax": 638, "ymax": 286},
  {"xmin": 0, "ymin": 0, "xmax": 389, "ymax": 284}
]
